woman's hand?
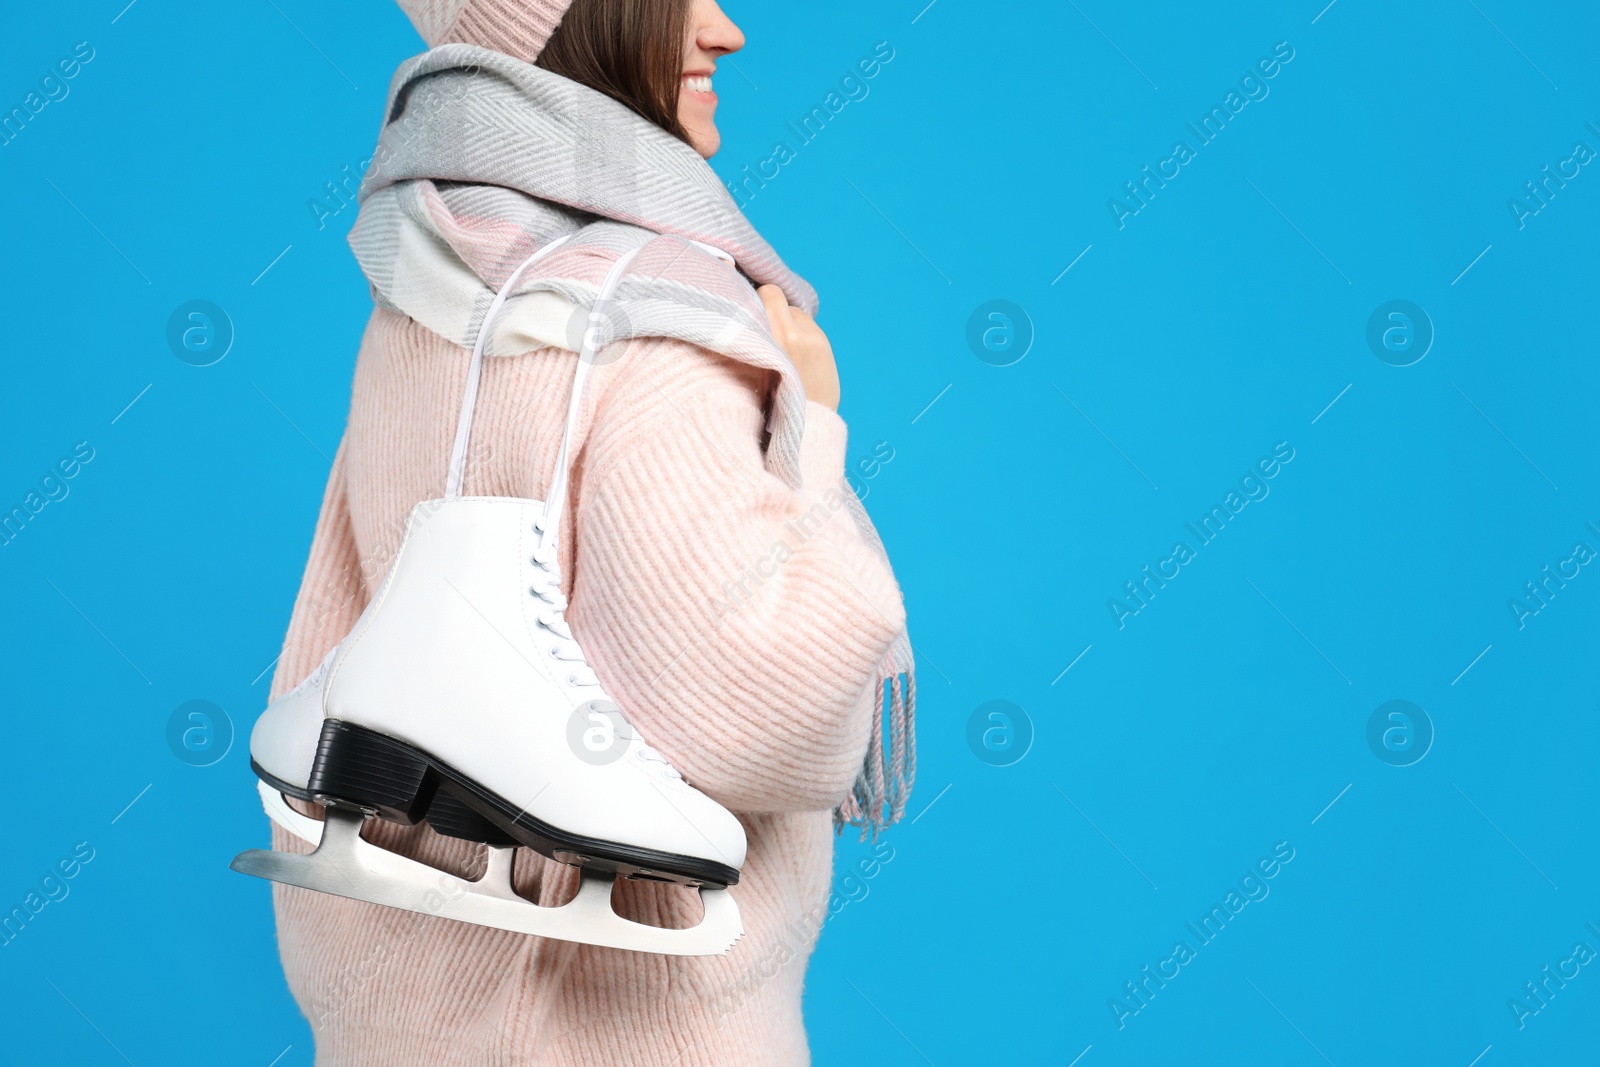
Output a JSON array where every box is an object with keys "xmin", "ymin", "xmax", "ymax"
[{"xmin": 757, "ymin": 284, "xmax": 840, "ymax": 411}]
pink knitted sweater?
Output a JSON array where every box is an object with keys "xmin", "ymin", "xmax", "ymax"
[{"xmin": 266, "ymin": 306, "xmax": 906, "ymax": 1065}]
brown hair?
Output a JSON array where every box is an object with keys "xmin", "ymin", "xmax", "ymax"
[{"xmin": 536, "ymin": 0, "xmax": 692, "ymax": 143}]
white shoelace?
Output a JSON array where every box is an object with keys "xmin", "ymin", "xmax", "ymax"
[
  {"xmin": 492, "ymin": 240, "xmax": 731, "ymax": 781},
  {"xmin": 290, "ymin": 641, "xmax": 340, "ymax": 697}
]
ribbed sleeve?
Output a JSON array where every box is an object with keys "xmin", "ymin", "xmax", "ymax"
[{"xmin": 573, "ymin": 341, "xmax": 906, "ymax": 814}]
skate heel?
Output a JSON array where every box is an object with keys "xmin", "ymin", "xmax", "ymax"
[
  {"xmin": 426, "ymin": 790, "xmax": 517, "ymax": 847},
  {"xmin": 309, "ymin": 719, "xmax": 436, "ymax": 824}
]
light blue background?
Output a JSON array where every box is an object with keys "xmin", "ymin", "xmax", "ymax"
[{"xmin": 2, "ymin": 1, "xmax": 1596, "ymax": 1064}]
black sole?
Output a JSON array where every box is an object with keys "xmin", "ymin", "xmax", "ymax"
[
  {"xmin": 251, "ymin": 758, "xmax": 313, "ymax": 804},
  {"xmin": 306, "ymin": 719, "xmax": 739, "ymax": 889},
  {"xmin": 251, "ymin": 757, "xmax": 517, "ymax": 847}
]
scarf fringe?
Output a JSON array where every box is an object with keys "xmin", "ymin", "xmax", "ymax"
[{"xmin": 835, "ymin": 629, "xmax": 917, "ymax": 839}]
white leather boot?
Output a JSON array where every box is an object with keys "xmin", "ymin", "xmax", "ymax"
[
  {"xmin": 309, "ymin": 493, "xmax": 745, "ymax": 886},
  {"xmin": 233, "ymin": 235, "xmax": 748, "ymax": 954}
]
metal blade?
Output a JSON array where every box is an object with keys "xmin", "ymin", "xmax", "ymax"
[{"xmin": 232, "ymin": 807, "xmax": 742, "ymax": 956}]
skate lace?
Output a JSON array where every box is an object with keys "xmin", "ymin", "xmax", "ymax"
[
  {"xmin": 525, "ymin": 551, "xmax": 594, "ymax": 685},
  {"xmin": 284, "ymin": 641, "xmax": 340, "ymax": 698},
  {"xmin": 452, "ymin": 235, "xmax": 732, "ymax": 782},
  {"xmin": 525, "ymin": 549, "xmax": 680, "ymax": 778}
]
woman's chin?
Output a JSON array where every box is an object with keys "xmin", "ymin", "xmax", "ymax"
[{"xmin": 688, "ymin": 124, "xmax": 721, "ymax": 159}]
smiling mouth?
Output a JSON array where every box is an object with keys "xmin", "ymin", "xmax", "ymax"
[{"xmin": 682, "ymin": 73, "xmax": 714, "ymax": 95}]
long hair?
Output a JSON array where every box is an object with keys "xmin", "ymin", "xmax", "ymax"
[{"xmin": 536, "ymin": 0, "xmax": 692, "ymax": 143}]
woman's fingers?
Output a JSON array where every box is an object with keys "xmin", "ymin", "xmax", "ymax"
[
  {"xmin": 755, "ymin": 283, "xmax": 839, "ymax": 409},
  {"xmin": 756, "ymin": 284, "xmax": 792, "ymax": 352}
]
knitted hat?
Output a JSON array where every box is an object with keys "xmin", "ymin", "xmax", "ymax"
[{"xmin": 396, "ymin": 0, "xmax": 575, "ymax": 62}]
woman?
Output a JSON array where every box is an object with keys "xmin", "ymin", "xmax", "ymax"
[{"xmin": 263, "ymin": 0, "xmax": 915, "ymax": 1062}]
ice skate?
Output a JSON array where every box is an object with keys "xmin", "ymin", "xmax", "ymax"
[{"xmin": 232, "ymin": 236, "xmax": 746, "ymax": 956}]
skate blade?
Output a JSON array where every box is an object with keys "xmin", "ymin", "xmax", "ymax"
[{"xmin": 231, "ymin": 806, "xmax": 743, "ymax": 957}]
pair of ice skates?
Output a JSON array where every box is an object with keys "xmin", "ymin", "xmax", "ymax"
[{"xmin": 231, "ymin": 237, "xmax": 747, "ymax": 956}]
